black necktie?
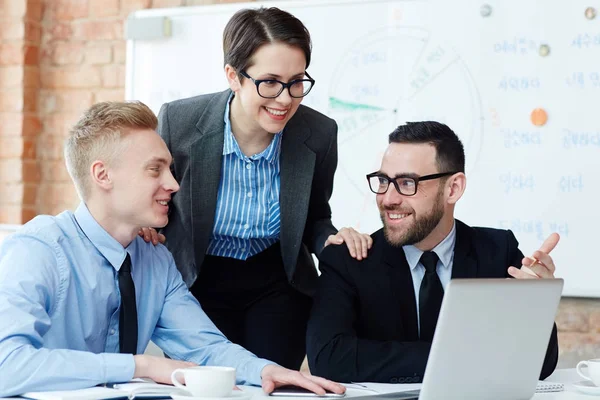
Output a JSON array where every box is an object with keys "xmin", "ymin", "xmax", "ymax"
[
  {"xmin": 419, "ymin": 251, "xmax": 443, "ymax": 342},
  {"xmin": 119, "ymin": 253, "xmax": 138, "ymax": 354}
]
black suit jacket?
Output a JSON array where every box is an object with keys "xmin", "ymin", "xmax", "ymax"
[
  {"xmin": 157, "ymin": 90, "xmax": 338, "ymax": 296},
  {"xmin": 306, "ymin": 220, "xmax": 559, "ymax": 383}
]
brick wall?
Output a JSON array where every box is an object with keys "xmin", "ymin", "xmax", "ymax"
[
  {"xmin": 35, "ymin": 0, "xmax": 249, "ymax": 216},
  {"xmin": 556, "ymin": 298, "xmax": 600, "ymax": 367},
  {"xmin": 0, "ymin": 0, "xmax": 42, "ymax": 224},
  {"xmin": 0, "ymin": 0, "xmax": 598, "ymax": 369},
  {"xmin": 36, "ymin": 0, "xmax": 128, "ymax": 215}
]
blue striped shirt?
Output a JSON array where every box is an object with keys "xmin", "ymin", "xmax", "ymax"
[{"xmin": 206, "ymin": 95, "xmax": 282, "ymax": 260}]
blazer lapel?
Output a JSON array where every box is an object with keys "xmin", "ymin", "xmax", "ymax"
[
  {"xmin": 190, "ymin": 90, "xmax": 230, "ymax": 266},
  {"xmin": 451, "ymin": 220, "xmax": 479, "ymax": 279},
  {"xmin": 383, "ymin": 237, "xmax": 419, "ymax": 341},
  {"xmin": 279, "ymin": 111, "xmax": 316, "ymax": 279}
]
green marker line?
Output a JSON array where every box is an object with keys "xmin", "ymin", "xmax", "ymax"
[{"xmin": 329, "ymin": 97, "xmax": 386, "ymax": 112}]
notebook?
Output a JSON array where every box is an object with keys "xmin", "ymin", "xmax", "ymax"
[
  {"xmin": 347, "ymin": 381, "xmax": 564, "ymax": 394},
  {"xmin": 536, "ymin": 381, "xmax": 564, "ymax": 393},
  {"xmin": 21, "ymin": 380, "xmax": 187, "ymax": 400},
  {"xmin": 343, "ymin": 384, "xmax": 566, "ymax": 400}
]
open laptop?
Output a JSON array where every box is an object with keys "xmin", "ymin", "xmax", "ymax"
[{"xmin": 354, "ymin": 278, "xmax": 563, "ymax": 400}]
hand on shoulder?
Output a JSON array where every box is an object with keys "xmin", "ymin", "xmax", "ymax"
[
  {"xmin": 324, "ymin": 227, "xmax": 373, "ymax": 261},
  {"xmin": 139, "ymin": 227, "xmax": 166, "ymax": 246}
]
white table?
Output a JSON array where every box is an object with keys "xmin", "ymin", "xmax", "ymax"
[
  {"xmin": 532, "ymin": 368, "xmax": 592, "ymax": 399},
  {"xmin": 1, "ymin": 369, "xmax": 594, "ymax": 400},
  {"xmin": 239, "ymin": 369, "xmax": 594, "ymax": 400}
]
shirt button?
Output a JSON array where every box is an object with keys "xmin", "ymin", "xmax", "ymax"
[
  {"xmin": 246, "ymin": 164, "xmax": 252, "ymax": 170},
  {"xmin": 110, "ymin": 329, "xmax": 116, "ymax": 335},
  {"xmin": 244, "ymin": 223, "xmax": 250, "ymax": 229},
  {"xmin": 240, "ymin": 247, "xmax": 246, "ymax": 252},
  {"xmin": 247, "ymin": 192, "xmax": 253, "ymax": 198}
]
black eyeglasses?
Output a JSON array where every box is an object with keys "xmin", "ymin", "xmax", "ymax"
[
  {"xmin": 239, "ymin": 70, "xmax": 315, "ymax": 98},
  {"xmin": 366, "ymin": 171, "xmax": 459, "ymax": 196}
]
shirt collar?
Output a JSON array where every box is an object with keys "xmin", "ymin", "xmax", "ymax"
[
  {"xmin": 74, "ymin": 202, "xmax": 136, "ymax": 271},
  {"xmin": 403, "ymin": 220, "xmax": 457, "ymax": 272},
  {"xmin": 223, "ymin": 92, "xmax": 237, "ymax": 157},
  {"xmin": 222, "ymin": 92, "xmax": 283, "ymax": 164}
]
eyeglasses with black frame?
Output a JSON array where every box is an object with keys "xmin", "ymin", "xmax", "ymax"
[
  {"xmin": 239, "ymin": 70, "xmax": 315, "ymax": 99},
  {"xmin": 366, "ymin": 171, "xmax": 459, "ymax": 196}
]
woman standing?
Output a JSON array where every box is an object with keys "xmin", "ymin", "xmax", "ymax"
[{"xmin": 152, "ymin": 7, "xmax": 371, "ymax": 370}]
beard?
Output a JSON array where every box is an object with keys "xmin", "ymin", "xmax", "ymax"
[{"xmin": 380, "ymin": 188, "xmax": 445, "ymax": 247}]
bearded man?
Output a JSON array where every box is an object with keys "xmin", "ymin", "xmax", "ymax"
[{"xmin": 305, "ymin": 121, "xmax": 560, "ymax": 383}]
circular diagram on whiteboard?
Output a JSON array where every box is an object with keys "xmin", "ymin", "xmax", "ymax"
[{"xmin": 327, "ymin": 26, "xmax": 483, "ymax": 232}]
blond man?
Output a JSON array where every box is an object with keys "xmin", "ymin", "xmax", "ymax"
[{"xmin": 0, "ymin": 102, "xmax": 345, "ymax": 397}]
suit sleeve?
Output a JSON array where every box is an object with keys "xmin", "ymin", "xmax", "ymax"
[
  {"xmin": 157, "ymin": 102, "xmax": 176, "ymax": 180},
  {"xmin": 304, "ymin": 119, "xmax": 338, "ymax": 256},
  {"xmin": 157, "ymin": 102, "xmax": 180, "ymax": 229},
  {"xmin": 507, "ymin": 230, "xmax": 559, "ymax": 380},
  {"xmin": 306, "ymin": 249, "xmax": 431, "ymax": 383}
]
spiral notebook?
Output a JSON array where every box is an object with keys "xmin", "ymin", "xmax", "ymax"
[
  {"xmin": 347, "ymin": 380, "xmax": 565, "ymax": 396},
  {"xmin": 536, "ymin": 381, "xmax": 564, "ymax": 393}
]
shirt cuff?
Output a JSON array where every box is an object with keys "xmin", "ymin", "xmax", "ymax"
[
  {"xmin": 101, "ymin": 353, "xmax": 136, "ymax": 383},
  {"xmin": 244, "ymin": 359, "xmax": 276, "ymax": 386}
]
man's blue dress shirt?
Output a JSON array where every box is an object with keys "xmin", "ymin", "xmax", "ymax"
[{"xmin": 0, "ymin": 203, "xmax": 272, "ymax": 397}]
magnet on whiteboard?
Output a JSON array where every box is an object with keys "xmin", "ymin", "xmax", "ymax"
[
  {"xmin": 125, "ymin": 16, "xmax": 172, "ymax": 40},
  {"xmin": 480, "ymin": 4, "xmax": 492, "ymax": 17},
  {"xmin": 538, "ymin": 44, "xmax": 550, "ymax": 57},
  {"xmin": 530, "ymin": 108, "xmax": 548, "ymax": 127},
  {"xmin": 585, "ymin": 7, "xmax": 597, "ymax": 20}
]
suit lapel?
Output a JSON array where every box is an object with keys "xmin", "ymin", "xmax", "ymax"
[
  {"xmin": 382, "ymin": 235, "xmax": 419, "ymax": 341},
  {"xmin": 451, "ymin": 220, "xmax": 479, "ymax": 279},
  {"xmin": 279, "ymin": 110, "xmax": 316, "ymax": 278},
  {"xmin": 190, "ymin": 90, "xmax": 230, "ymax": 265}
]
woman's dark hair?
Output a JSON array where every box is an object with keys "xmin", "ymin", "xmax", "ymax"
[
  {"xmin": 223, "ymin": 7, "xmax": 312, "ymax": 75},
  {"xmin": 389, "ymin": 121, "xmax": 466, "ymax": 173}
]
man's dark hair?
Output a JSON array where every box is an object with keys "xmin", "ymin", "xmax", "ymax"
[
  {"xmin": 388, "ymin": 121, "xmax": 465, "ymax": 173},
  {"xmin": 223, "ymin": 7, "xmax": 312, "ymax": 76}
]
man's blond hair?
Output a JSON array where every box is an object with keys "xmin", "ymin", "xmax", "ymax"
[{"xmin": 64, "ymin": 101, "xmax": 158, "ymax": 200}]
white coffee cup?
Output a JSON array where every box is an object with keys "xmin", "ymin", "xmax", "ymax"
[
  {"xmin": 171, "ymin": 366, "xmax": 236, "ymax": 397},
  {"xmin": 577, "ymin": 359, "xmax": 600, "ymax": 386}
]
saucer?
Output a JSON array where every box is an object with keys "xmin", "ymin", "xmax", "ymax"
[
  {"xmin": 171, "ymin": 391, "xmax": 253, "ymax": 400},
  {"xmin": 573, "ymin": 380, "xmax": 600, "ymax": 395}
]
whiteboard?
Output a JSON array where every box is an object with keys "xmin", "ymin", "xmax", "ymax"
[{"xmin": 126, "ymin": 0, "xmax": 599, "ymax": 297}]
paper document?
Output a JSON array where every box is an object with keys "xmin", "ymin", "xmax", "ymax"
[
  {"xmin": 344, "ymin": 383, "xmax": 422, "ymax": 394},
  {"xmin": 344, "ymin": 380, "xmax": 563, "ymax": 395},
  {"xmin": 21, "ymin": 380, "xmax": 188, "ymax": 400}
]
